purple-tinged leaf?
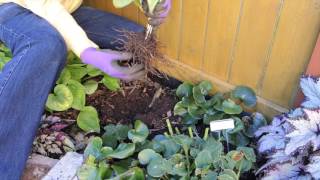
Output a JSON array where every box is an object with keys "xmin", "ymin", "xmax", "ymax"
[
  {"xmin": 306, "ymin": 154, "xmax": 320, "ymax": 179},
  {"xmin": 300, "ymin": 76, "xmax": 320, "ymax": 109},
  {"xmin": 285, "ymin": 109, "xmax": 320, "ymax": 155},
  {"xmin": 261, "ymin": 163, "xmax": 311, "ymax": 180}
]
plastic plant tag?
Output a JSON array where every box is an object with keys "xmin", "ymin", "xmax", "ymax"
[{"xmin": 210, "ymin": 119, "xmax": 235, "ymax": 132}]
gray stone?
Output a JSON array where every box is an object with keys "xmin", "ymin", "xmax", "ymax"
[
  {"xmin": 22, "ymin": 154, "xmax": 58, "ymax": 180},
  {"xmin": 42, "ymin": 152, "xmax": 83, "ymax": 180}
]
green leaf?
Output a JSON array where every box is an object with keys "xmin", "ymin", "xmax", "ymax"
[
  {"xmin": 203, "ymin": 111, "xmax": 225, "ymax": 125},
  {"xmin": 147, "ymin": 156, "xmax": 171, "ymax": 177},
  {"xmin": 84, "ymin": 137, "xmax": 103, "ymax": 159},
  {"xmin": 195, "ymin": 149, "xmax": 214, "ymax": 169},
  {"xmin": 227, "ymin": 118, "xmax": 244, "ymax": 134},
  {"xmin": 176, "ymin": 82, "xmax": 193, "ymax": 98},
  {"xmin": 237, "ymin": 147, "xmax": 256, "ymax": 162},
  {"xmin": 153, "ymin": 135, "xmax": 180, "ymax": 158},
  {"xmin": 244, "ymin": 113, "xmax": 267, "ymax": 138},
  {"xmin": 168, "ymin": 154, "xmax": 187, "ymax": 176},
  {"xmin": 87, "ymin": 65, "xmax": 102, "ymax": 77},
  {"xmin": 172, "ymin": 135, "xmax": 193, "ymax": 149},
  {"xmin": 102, "ymin": 75, "xmax": 120, "ymax": 91},
  {"xmin": 174, "ymin": 102, "xmax": 188, "ymax": 116},
  {"xmin": 231, "ymin": 86, "xmax": 257, "ymax": 107},
  {"xmin": 203, "ymin": 171, "xmax": 218, "ymax": 180},
  {"xmin": 147, "ymin": 0, "xmax": 161, "ymax": 14},
  {"xmin": 218, "ymin": 169, "xmax": 238, "ymax": 180},
  {"xmin": 102, "ymin": 124, "xmax": 131, "ymax": 148},
  {"xmin": 108, "ymin": 143, "xmax": 135, "ymax": 159},
  {"xmin": 138, "ymin": 149, "xmax": 160, "ymax": 165},
  {"xmin": 193, "ymin": 86, "xmax": 207, "ymax": 105},
  {"xmin": 83, "ymin": 80, "xmax": 99, "ymax": 95},
  {"xmin": 181, "ymin": 114, "xmax": 199, "ymax": 125},
  {"xmin": 77, "ymin": 106, "xmax": 100, "ymax": 133},
  {"xmin": 222, "ymin": 99, "xmax": 242, "ymax": 115},
  {"xmin": 128, "ymin": 120, "xmax": 149, "ymax": 143},
  {"xmin": 56, "ymin": 68, "xmax": 71, "ymax": 84},
  {"xmin": 77, "ymin": 161, "xmax": 98, "ymax": 180},
  {"xmin": 198, "ymin": 81, "xmax": 213, "ymax": 94},
  {"xmin": 67, "ymin": 80, "xmax": 86, "ymax": 110},
  {"xmin": 188, "ymin": 103, "xmax": 205, "ymax": 119},
  {"xmin": 128, "ymin": 167, "xmax": 145, "ymax": 180},
  {"xmin": 112, "ymin": 0, "xmax": 135, "ymax": 8},
  {"xmin": 97, "ymin": 161, "xmax": 111, "ymax": 179},
  {"xmin": 66, "ymin": 65, "xmax": 87, "ymax": 81},
  {"xmin": 46, "ymin": 84, "xmax": 73, "ymax": 111}
]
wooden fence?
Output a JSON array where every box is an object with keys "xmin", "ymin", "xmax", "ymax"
[{"xmin": 84, "ymin": 0, "xmax": 320, "ymax": 117}]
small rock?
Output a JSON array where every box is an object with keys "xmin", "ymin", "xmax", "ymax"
[
  {"xmin": 42, "ymin": 152, "xmax": 83, "ymax": 180},
  {"xmin": 22, "ymin": 154, "xmax": 58, "ymax": 180}
]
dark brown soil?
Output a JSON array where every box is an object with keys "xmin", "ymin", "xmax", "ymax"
[{"xmin": 52, "ymin": 79, "xmax": 179, "ymax": 131}]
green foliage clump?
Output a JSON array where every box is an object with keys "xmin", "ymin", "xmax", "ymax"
[
  {"xmin": 78, "ymin": 120, "xmax": 257, "ymax": 180},
  {"xmin": 46, "ymin": 52, "xmax": 122, "ymax": 133},
  {"xmin": 0, "ymin": 43, "xmax": 12, "ymax": 71}
]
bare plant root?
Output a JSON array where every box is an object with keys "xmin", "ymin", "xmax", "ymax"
[{"xmin": 114, "ymin": 29, "xmax": 167, "ymax": 78}]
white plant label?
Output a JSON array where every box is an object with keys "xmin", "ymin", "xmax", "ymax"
[{"xmin": 210, "ymin": 119, "xmax": 235, "ymax": 132}]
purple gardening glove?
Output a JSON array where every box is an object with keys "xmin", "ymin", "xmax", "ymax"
[
  {"xmin": 143, "ymin": 0, "xmax": 171, "ymax": 27},
  {"xmin": 80, "ymin": 48, "xmax": 145, "ymax": 80}
]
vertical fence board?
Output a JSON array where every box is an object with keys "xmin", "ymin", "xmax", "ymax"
[
  {"xmin": 179, "ymin": 0, "xmax": 209, "ymax": 68},
  {"xmin": 158, "ymin": 0, "xmax": 182, "ymax": 60},
  {"xmin": 122, "ymin": 4, "xmax": 139, "ymax": 23},
  {"xmin": 203, "ymin": 0, "xmax": 242, "ymax": 81},
  {"xmin": 229, "ymin": 0, "xmax": 281, "ymax": 91},
  {"xmin": 261, "ymin": 0, "xmax": 320, "ymax": 107}
]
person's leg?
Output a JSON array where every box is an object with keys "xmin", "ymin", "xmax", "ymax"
[
  {"xmin": 72, "ymin": 6, "xmax": 144, "ymax": 49},
  {"xmin": 0, "ymin": 3, "xmax": 67, "ymax": 179}
]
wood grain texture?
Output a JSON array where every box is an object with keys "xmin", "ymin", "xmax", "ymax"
[
  {"xmin": 158, "ymin": 0, "xmax": 182, "ymax": 60},
  {"xmin": 261, "ymin": 0, "xmax": 320, "ymax": 107},
  {"xmin": 122, "ymin": 4, "xmax": 139, "ymax": 23},
  {"xmin": 203, "ymin": 0, "xmax": 243, "ymax": 81},
  {"xmin": 179, "ymin": 0, "xmax": 209, "ymax": 68},
  {"xmin": 229, "ymin": 0, "xmax": 281, "ymax": 91}
]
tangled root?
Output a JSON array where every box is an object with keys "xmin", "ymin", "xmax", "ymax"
[{"xmin": 114, "ymin": 29, "xmax": 167, "ymax": 78}]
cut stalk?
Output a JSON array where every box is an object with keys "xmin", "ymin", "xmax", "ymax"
[
  {"xmin": 166, "ymin": 119, "xmax": 174, "ymax": 136},
  {"xmin": 188, "ymin": 127, "xmax": 194, "ymax": 138},
  {"xmin": 203, "ymin": 128, "xmax": 209, "ymax": 140}
]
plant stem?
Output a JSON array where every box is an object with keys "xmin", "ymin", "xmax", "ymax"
[
  {"xmin": 166, "ymin": 119, "xmax": 174, "ymax": 136},
  {"xmin": 237, "ymin": 160, "xmax": 243, "ymax": 180},
  {"xmin": 175, "ymin": 127, "xmax": 181, "ymax": 134},
  {"xmin": 164, "ymin": 132, "xmax": 170, "ymax": 138},
  {"xmin": 183, "ymin": 146, "xmax": 191, "ymax": 176},
  {"xmin": 203, "ymin": 128, "xmax": 209, "ymax": 140},
  {"xmin": 188, "ymin": 127, "xmax": 194, "ymax": 138}
]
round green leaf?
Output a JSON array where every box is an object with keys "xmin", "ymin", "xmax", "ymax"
[
  {"xmin": 67, "ymin": 80, "xmax": 86, "ymax": 110},
  {"xmin": 231, "ymin": 86, "xmax": 257, "ymax": 107},
  {"xmin": 108, "ymin": 143, "xmax": 135, "ymax": 159},
  {"xmin": 173, "ymin": 102, "xmax": 188, "ymax": 116},
  {"xmin": 195, "ymin": 149, "xmax": 214, "ymax": 169},
  {"xmin": 218, "ymin": 169, "xmax": 238, "ymax": 180},
  {"xmin": 46, "ymin": 84, "xmax": 73, "ymax": 111},
  {"xmin": 83, "ymin": 80, "xmax": 99, "ymax": 95},
  {"xmin": 222, "ymin": 99, "xmax": 243, "ymax": 114},
  {"xmin": 66, "ymin": 65, "xmax": 87, "ymax": 81},
  {"xmin": 227, "ymin": 118, "xmax": 244, "ymax": 134},
  {"xmin": 112, "ymin": 0, "xmax": 135, "ymax": 8},
  {"xmin": 138, "ymin": 149, "xmax": 160, "ymax": 165},
  {"xmin": 147, "ymin": 157, "xmax": 171, "ymax": 177},
  {"xmin": 102, "ymin": 75, "xmax": 120, "ymax": 92},
  {"xmin": 128, "ymin": 120, "xmax": 149, "ymax": 143},
  {"xmin": 56, "ymin": 68, "xmax": 71, "ymax": 84},
  {"xmin": 84, "ymin": 137, "xmax": 103, "ymax": 159},
  {"xmin": 198, "ymin": 81, "xmax": 212, "ymax": 95},
  {"xmin": 86, "ymin": 65, "xmax": 102, "ymax": 77},
  {"xmin": 244, "ymin": 113, "xmax": 267, "ymax": 138},
  {"xmin": 77, "ymin": 106, "xmax": 100, "ymax": 133},
  {"xmin": 176, "ymin": 82, "xmax": 193, "ymax": 98}
]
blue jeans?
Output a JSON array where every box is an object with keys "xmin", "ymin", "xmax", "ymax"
[{"xmin": 0, "ymin": 3, "xmax": 143, "ymax": 179}]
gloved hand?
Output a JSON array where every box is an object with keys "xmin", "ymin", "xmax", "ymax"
[
  {"xmin": 80, "ymin": 48, "xmax": 145, "ymax": 80},
  {"xmin": 143, "ymin": 0, "xmax": 171, "ymax": 27}
]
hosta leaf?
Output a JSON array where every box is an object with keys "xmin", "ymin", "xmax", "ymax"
[
  {"xmin": 147, "ymin": 0, "xmax": 161, "ymax": 13},
  {"xmin": 46, "ymin": 84, "xmax": 73, "ymax": 111},
  {"xmin": 237, "ymin": 147, "xmax": 256, "ymax": 162},
  {"xmin": 77, "ymin": 160, "xmax": 98, "ymax": 180},
  {"xmin": 188, "ymin": 103, "xmax": 204, "ymax": 119},
  {"xmin": 195, "ymin": 149, "xmax": 214, "ymax": 168},
  {"xmin": 172, "ymin": 135, "xmax": 193, "ymax": 149},
  {"xmin": 231, "ymin": 86, "xmax": 257, "ymax": 107},
  {"xmin": 174, "ymin": 102, "xmax": 188, "ymax": 116},
  {"xmin": 300, "ymin": 76, "xmax": 320, "ymax": 108},
  {"xmin": 285, "ymin": 109, "xmax": 320, "ymax": 155},
  {"xmin": 198, "ymin": 81, "xmax": 213, "ymax": 95},
  {"xmin": 202, "ymin": 171, "xmax": 218, "ymax": 180},
  {"xmin": 101, "ymin": 74, "xmax": 120, "ymax": 92},
  {"xmin": 83, "ymin": 80, "xmax": 98, "ymax": 95},
  {"xmin": 112, "ymin": 0, "xmax": 135, "ymax": 8},
  {"xmin": 181, "ymin": 114, "xmax": 199, "ymax": 125},
  {"xmin": 108, "ymin": 143, "xmax": 135, "ymax": 159},
  {"xmin": 138, "ymin": 149, "xmax": 160, "ymax": 165},
  {"xmin": 67, "ymin": 80, "xmax": 86, "ymax": 110},
  {"xmin": 176, "ymin": 82, "xmax": 193, "ymax": 98},
  {"xmin": 153, "ymin": 135, "xmax": 180, "ymax": 158},
  {"xmin": 168, "ymin": 154, "xmax": 188, "ymax": 176},
  {"xmin": 227, "ymin": 117, "xmax": 244, "ymax": 134},
  {"xmin": 203, "ymin": 111, "xmax": 225, "ymax": 125},
  {"xmin": 222, "ymin": 99, "xmax": 242, "ymax": 115},
  {"xmin": 56, "ymin": 68, "xmax": 71, "ymax": 84},
  {"xmin": 193, "ymin": 86, "xmax": 206, "ymax": 105},
  {"xmin": 128, "ymin": 120, "xmax": 149, "ymax": 143},
  {"xmin": 77, "ymin": 106, "xmax": 100, "ymax": 133}
]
